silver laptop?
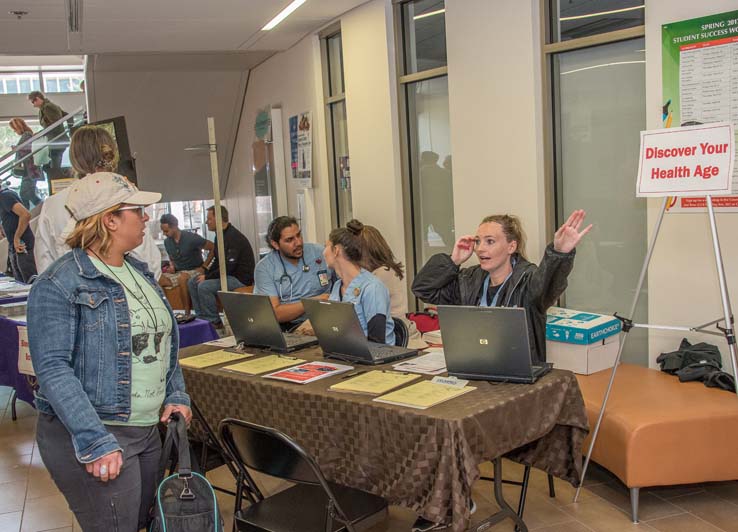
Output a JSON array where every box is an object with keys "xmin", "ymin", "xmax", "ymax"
[
  {"xmin": 218, "ymin": 291, "xmax": 318, "ymax": 353},
  {"xmin": 302, "ymin": 298, "xmax": 417, "ymax": 365},
  {"xmin": 437, "ymin": 305, "xmax": 552, "ymax": 384}
]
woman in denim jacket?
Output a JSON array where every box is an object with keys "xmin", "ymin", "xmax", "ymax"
[{"xmin": 27, "ymin": 172, "xmax": 191, "ymax": 532}]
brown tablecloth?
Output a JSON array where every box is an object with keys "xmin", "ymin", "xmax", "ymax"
[{"xmin": 181, "ymin": 345, "xmax": 588, "ymax": 531}]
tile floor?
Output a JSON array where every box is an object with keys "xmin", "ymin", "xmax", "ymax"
[{"xmin": 2, "ymin": 385, "xmax": 738, "ymax": 532}]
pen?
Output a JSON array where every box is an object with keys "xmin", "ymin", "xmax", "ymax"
[{"xmin": 341, "ymin": 370, "xmax": 365, "ymax": 379}]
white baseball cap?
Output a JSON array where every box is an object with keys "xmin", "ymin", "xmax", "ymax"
[{"xmin": 65, "ymin": 172, "xmax": 161, "ymax": 221}]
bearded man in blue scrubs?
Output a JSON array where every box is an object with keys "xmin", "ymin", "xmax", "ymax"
[{"xmin": 254, "ymin": 216, "xmax": 333, "ymax": 329}]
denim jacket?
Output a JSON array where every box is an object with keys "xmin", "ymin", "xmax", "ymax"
[{"xmin": 27, "ymin": 247, "xmax": 190, "ymax": 463}]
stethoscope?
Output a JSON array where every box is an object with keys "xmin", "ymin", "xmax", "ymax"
[{"xmin": 277, "ymin": 251, "xmax": 310, "ymax": 302}]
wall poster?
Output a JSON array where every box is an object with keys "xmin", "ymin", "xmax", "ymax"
[
  {"xmin": 289, "ymin": 115, "xmax": 298, "ymax": 179},
  {"xmin": 662, "ymin": 9, "xmax": 738, "ymax": 211},
  {"xmin": 292, "ymin": 111, "xmax": 312, "ymax": 189}
]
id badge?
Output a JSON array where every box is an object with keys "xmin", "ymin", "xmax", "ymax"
[{"xmin": 317, "ymin": 270, "xmax": 330, "ymax": 287}]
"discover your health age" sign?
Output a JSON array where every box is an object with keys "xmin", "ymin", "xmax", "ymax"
[{"xmin": 636, "ymin": 122, "xmax": 735, "ymax": 197}]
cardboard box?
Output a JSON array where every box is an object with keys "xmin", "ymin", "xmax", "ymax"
[
  {"xmin": 545, "ymin": 307, "xmax": 622, "ymax": 374},
  {"xmin": 546, "ymin": 333, "xmax": 619, "ymax": 375},
  {"xmin": 546, "ymin": 307, "xmax": 621, "ymax": 345}
]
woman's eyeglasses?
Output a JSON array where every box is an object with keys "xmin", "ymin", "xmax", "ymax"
[{"xmin": 115, "ymin": 205, "xmax": 146, "ymax": 217}]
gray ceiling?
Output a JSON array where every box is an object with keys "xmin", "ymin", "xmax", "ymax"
[{"xmin": 0, "ymin": 0, "xmax": 369, "ymax": 61}]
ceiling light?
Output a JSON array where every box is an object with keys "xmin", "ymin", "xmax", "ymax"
[
  {"xmin": 413, "ymin": 8, "xmax": 445, "ymax": 21},
  {"xmin": 262, "ymin": 0, "xmax": 307, "ymax": 31},
  {"xmin": 9, "ymin": 10, "xmax": 28, "ymax": 19},
  {"xmin": 560, "ymin": 5, "xmax": 644, "ymax": 22}
]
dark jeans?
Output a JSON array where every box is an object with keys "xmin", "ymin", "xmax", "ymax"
[
  {"xmin": 43, "ymin": 148, "xmax": 65, "ymax": 187},
  {"xmin": 19, "ymin": 177, "xmax": 41, "ymax": 209},
  {"xmin": 9, "ymin": 247, "xmax": 37, "ymax": 283},
  {"xmin": 36, "ymin": 413, "xmax": 162, "ymax": 532},
  {"xmin": 188, "ymin": 275, "xmax": 244, "ymax": 323}
]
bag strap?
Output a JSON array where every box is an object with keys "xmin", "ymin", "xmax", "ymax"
[
  {"xmin": 173, "ymin": 414, "xmax": 193, "ymax": 478},
  {"xmin": 157, "ymin": 413, "xmax": 193, "ymax": 479}
]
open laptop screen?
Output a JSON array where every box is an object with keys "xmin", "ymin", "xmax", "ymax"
[{"xmin": 438, "ymin": 306, "xmax": 534, "ymax": 379}]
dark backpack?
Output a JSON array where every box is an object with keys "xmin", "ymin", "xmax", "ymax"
[{"xmin": 150, "ymin": 414, "xmax": 224, "ymax": 532}]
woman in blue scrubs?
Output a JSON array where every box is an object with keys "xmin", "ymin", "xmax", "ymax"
[{"xmin": 324, "ymin": 220, "xmax": 395, "ymax": 345}]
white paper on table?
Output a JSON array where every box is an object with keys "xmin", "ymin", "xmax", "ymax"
[
  {"xmin": 204, "ymin": 336, "xmax": 236, "ymax": 347},
  {"xmin": 392, "ymin": 350, "xmax": 447, "ymax": 375}
]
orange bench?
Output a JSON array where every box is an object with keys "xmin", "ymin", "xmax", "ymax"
[{"xmin": 576, "ymin": 363, "xmax": 738, "ymax": 522}]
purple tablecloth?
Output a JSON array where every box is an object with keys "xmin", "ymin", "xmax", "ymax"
[
  {"xmin": 0, "ymin": 316, "xmax": 33, "ymax": 405},
  {"xmin": 178, "ymin": 318, "xmax": 219, "ymax": 347},
  {"xmin": 0, "ymin": 295, "xmax": 28, "ymax": 305},
  {"xmin": 0, "ymin": 316, "xmax": 219, "ymax": 408}
]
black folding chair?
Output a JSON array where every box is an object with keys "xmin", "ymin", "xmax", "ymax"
[{"xmin": 219, "ymin": 418, "xmax": 388, "ymax": 532}]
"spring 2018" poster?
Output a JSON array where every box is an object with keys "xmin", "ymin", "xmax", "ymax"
[{"xmin": 662, "ymin": 9, "xmax": 738, "ymax": 211}]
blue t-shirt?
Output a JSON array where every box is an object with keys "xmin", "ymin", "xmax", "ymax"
[
  {"xmin": 0, "ymin": 189, "xmax": 33, "ymax": 249},
  {"xmin": 330, "ymin": 268, "xmax": 395, "ymax": 345},
  {"xmin": 164, "ymin": 230, "xmax": 207, "ymax": 271},
  {"xmin": 254, "ymin": 243, "xmax": 332, "ymax": 304}
]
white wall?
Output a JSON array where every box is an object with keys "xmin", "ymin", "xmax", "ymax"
[
  {"xmin": 646, "ymin": 0, "xmax": 738, "ymax": 372},
  {"xmin": 222, "ymin": 34, "xmax": 329, "ymax": 252},
  {"xmin": 445, "ymin": 0, "xmax": 546, "ymax": 259},
  {"xmin": 341, "ymin": 0, "xmax": 405, "ymax": 263},
  {"xmin": 89, "ymin": 59, "xmax": 248, "ymax": 203}
]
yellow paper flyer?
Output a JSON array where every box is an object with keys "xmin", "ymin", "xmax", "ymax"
[
  {"xmin": 179, "ymin": 350, "xmax": 253, "ymax": 369},
  {"xmin": 222, "ymin": 355, "xmax": 305, "ymax": 375},
  {"xmin": 330, "ymin": 371, "xmax": 420, "ymax": 395},
  {"xmin": 373, "ymin": 380, "xmax": 476, "ymax": 410}
]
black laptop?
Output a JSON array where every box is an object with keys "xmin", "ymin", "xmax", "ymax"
[
  {"xmin": 218, "ymin": 291, "xmax": 318, "ymax": 353},
  {"xmin": 302, "ymin": 299, "xmax": 418, "ymax": 365},
  {"xmin": 437, "ymin": 305, "xmax": 552, "ymax": 384}
]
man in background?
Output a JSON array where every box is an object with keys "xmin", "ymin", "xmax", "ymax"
[
  {"xmin": 188, "ymin": 206, "xmax": 255, "ymax": 328},
  {"xmin": 159, "ymin": 213, "xmax": 214, "ymax": 316},
  {"xmin": 28, "ymin": 91, "xmax": 69, "ymax": 185}
]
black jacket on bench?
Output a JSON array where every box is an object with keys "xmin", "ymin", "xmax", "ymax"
[{"xmin": 411, "ymin": 244, "xmax": 575, "ymax": 364}]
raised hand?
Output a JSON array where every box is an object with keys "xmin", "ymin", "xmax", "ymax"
[
  {"xmin": 451, "ymin": 235, "xmax": 477, "ymax": 266},
  {"xmin": 554, "ymin": 210, "xmax": 592, "ymax": 254}
]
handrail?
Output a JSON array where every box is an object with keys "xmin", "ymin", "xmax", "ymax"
[
  {"xmin": 0, "ymin": 104, "xmax": 85, "ymax": 169},
  {"xmin": 0, "ymin": 113, "xmax": 84, "ymax": 185}
]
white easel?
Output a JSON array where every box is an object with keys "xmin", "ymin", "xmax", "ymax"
[{"xmin": 575, "ymin": 126, "xmax": 738, "ymax": 502}]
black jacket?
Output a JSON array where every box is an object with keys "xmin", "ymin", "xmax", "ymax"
[
  {"xmin": 205, "ymin": 224, "xmax": 255, "ymax": 285},
  {"xmin": 411, "ymin": 244, "xmax": 575, "ymax": 364}
]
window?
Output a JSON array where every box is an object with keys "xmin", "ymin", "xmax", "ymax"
[
  {"xmin": 551, "ymin": 0, "xmax": 645, "ymax": 42},
  {"xmin": 42, "ymin": 71, "xmax": 84, "ymax": 93},
  {"xmin": 402, "ymin": 0, "xmax": 447, "ymax": 74},
  {"xmin": 546, "ymin": 5, "xmax": 647, "ymax": 363},
  {"xmin": 147, "ymin": 200, "xmax": 214, "ymax": 253},
  {"xmin": 321, "ymin": 29, "xmax": 353, "ymax": 227},
  {"xmin": 397, "ymin": 0, "xmax": 453, "ymax": 280},
  {"xmin": 0, "ymin": 65, "xmax": 83, "ymax": 95}
]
